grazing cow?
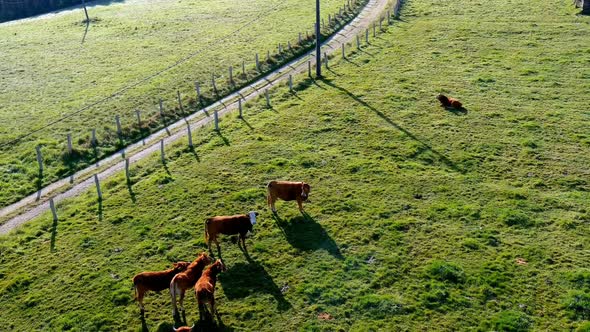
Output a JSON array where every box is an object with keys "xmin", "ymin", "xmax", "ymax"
[
  {"xmin": 195, "ymin": 259, "xmax": 227, "ymax": 322},
  {"xmin": 267, "ymin": 181, "xmax": 311, "ymax": 213},
  {"xmin": 437, "ymin": 94, "xmax": 463, "ymax": 109},
  {"xmin": 172, "ymin": 324, "xmax": 194, "ymax": 332},
  {"xmin": 205, "ymin": 211, "xmax": 258, "ymax": 256},
  {"xmin": 170, "ymin": 253, "xmax": 212, "ymax": 317},
  {"xmin": 132, "ymin": 261, "xmax": 190, "ymax": 313}
]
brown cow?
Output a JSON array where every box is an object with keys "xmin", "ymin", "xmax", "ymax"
[
  {"xmin": 132, "ymin": 261, "xmax": 190, "ymax": 313},
  {"xmin": 437, "ymin": 94, "xmax": 463, "ymax": 109},
  {"xmin": 172, "ymin": 324, "xmax": 194, "ymax": 332},
  {"xmin": 169, "ymin": 253, "xmax": 212, "ymax": 317},
  {"xmin": 195, "ymin": 259, "xmax": 226, "ymax": 322},
  {"xmin": 267, "ymin": 181, "xmax": 311, "ymax": 213},
  {"xmin": 205, "ymin": 211, "xmax": 258, "ymax": 256}
]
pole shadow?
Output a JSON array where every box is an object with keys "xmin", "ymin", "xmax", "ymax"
[
  {"xmin": 321, "ymin": 78, "xmax": 464, "ymax": 173},
  {"xmin": 97, "ymin": 198, "xmax": 103, "ymax": 222},
  {"xmin": 272, "ymin": 213, "xmax": 343, "ymax": 260},
  {"xmin": 81, "ymin": 21, "xmax": 90, "ymax": 44},
  {"xmin": 36, "ymin": 169, "xmax": 43, "ymax": 201},
  {"xmin": 50, "ymin": 217, "xmax": 58, "ymax": 252},
  {"xmin": 215, "ymin": 131, "xmax": 230, "ymax": 146},
  {"xmin": 239, "ymin": 116, "xmax": 254, "ymax": 130},
  {"xmin": 126, "ymin": 179, "xmax": 136, "ymax": 203},
  {"xmin": 219, "ymin": 252, "xmax": 292, "ymax": 312},
  {"xmin": 188, "ymin": 145, "xmax": 201, "ymax": 162}
]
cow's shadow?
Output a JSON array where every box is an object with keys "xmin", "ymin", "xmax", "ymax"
[
  {"xmin": 273, "ymin": 213, "xmax": 343, "ymax": 260},
  {"xmin": 219, "ymin": 253, "xmax": 292, "ymax": 311}
]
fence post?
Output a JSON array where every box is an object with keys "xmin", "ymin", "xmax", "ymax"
[
  {"xmin": 125, "ymin": 158, "xmax": 130, "ymax": 182},
  {"xmin": 195, "ymin": 81, "xmax": 201, "ymax": 104},
  {"xmin": 265, "ymin": 89, "xmax": 270, "ymax": 108},
  {"xmin": 242, "ymin": 61, "xmax": 246, "ymax": 76},
  {"xmin": 387, "ymin": 10, "xmax": 391, "ymax": 24},
  {"xmin": 212, "ymin": 73, "xmax": 217, "ymax": 94},
  {"xmin": 36, "ymin": 145, "xmax": 43, "ymax": 173},
  {"xmin": 373, "ymin": 22, "xmax": 376, "ymax": 37},
  {"xmin": 379, "ymin": 18, "xmax": 383, "ymax": 30},
  {"xmin": 342, "ymin": 43, "xmax": 345, "ymax": 59},
  {"xmin": 308, "ymin": 60, "xmax": 312, "ymax": 78},
  {"xmin": 366, "ymin": 28, "xmax": 369, "ymax": 44},
  {"xmin": 135, "ymin": 110, "xmax": 141, "ymax": 128},
  {"xmin": 187, "ymin": 122, "xmax": 193, "ymax": 148},
  {"xmin": 289, "ymin": 74, "xmax": 293, "ymax": 92},
  {"xmin": 115, "ymin": 115, "xmax": 122, "ymax": 136},
  {"xmin": 159, "ymin": 99, "xmax": 164, "ymax": 118},
  {"xmin": 91, "ymin": 129, "xmax": 97, "ymax": 146},
  {"xmin": 160, "ymin": 139, "xmax": 165, "ymax": 163},
  {"xmin": 238, "ymin": 98, "xmax": 243, "ymax": 118},
  {"xmin": 214, "ymin": 110, "xmax": 219, "ymax": 131},
  {"xmin": 278, "ymin": 43, "xmax": 282, "ymax": 54},
  {"xmin": 256, "ymin": 53, "xmax": 260, "ymax": 72},
  {"xmin": 288, "ymin": 41, "xmax": 292, "ymax": 52},
  {"xmin": 324, "ymin": 52, "xmax": 329, "ymax": 69},
  {"xmin": 94, "ymin": 174, "xmax": 102, "ymax": 201},
  {"xmin": 266, "ymin": 50, "xmax": 270, "ymax": 62},
  {"xmin": 177, "ymin": 90, "xmax": 183, "ymax": 113},
  {"xmin": 49, "ymin": 198, "xmax": 58, "ymax": 222},
  {"xmin": 328, "ymin": 14, "xmax": 331, "ymax": 26},
  {"xmin": 357, "ymin": 35, "xmax": 360, "ymax": 49},
  {"xmin": 66, "ymin": 133, "xmax": 73, "ymax": 154},
  {"xmin": 322, "ymin": 18, "xmax": 325, "ymax": 30},
  {"xmin": 229, "ymin": 66, "xmax": 233, "ymax": 86},
  {"xmin": 298, "ymin": 32, "xmax": 302, "ymax": 44}
]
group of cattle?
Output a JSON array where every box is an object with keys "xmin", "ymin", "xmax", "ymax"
[{"xmin": 132, "ymin": 181, "xmax": 312, "ymax": 331}]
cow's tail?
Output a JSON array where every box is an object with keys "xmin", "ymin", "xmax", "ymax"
[{"xmin": 170, "ymin": 278, "xmax": 177, "ymax": 314}]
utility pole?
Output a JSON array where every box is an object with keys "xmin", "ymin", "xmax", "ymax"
[{"xmin": 315, "ymin": 0, "xmax": 322, "ymax": 78}]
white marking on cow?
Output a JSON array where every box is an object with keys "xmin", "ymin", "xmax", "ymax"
[{"xmin": 249, "ymin": 211, "xmax": 257, "ymax": 225}]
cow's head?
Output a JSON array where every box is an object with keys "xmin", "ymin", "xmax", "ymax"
[
  {"xmin": 199, "ymin": 252, "xmax": 213, "ymax": 265},
  {"xmin": 249, "ymin": 211, "xmax": 259, "ymax": 226},
  {"xmin": 301, "ymin": 182, "xmax": 311, "ymax": 201},
  {"xmin": 172, "ymin": 261, "xmax": 190, "ymax": 272},
  {"xmin": 213, "ymin": 259, "xmax": 227, "ymax": 273}
]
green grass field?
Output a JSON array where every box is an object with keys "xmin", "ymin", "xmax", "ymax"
[
  {"xmin": 1, "ymin": 0, "xmax": 590, "ymax": 330},
  {"xmin": 0, "ymin": 0, "xmax": 354, "ymax": 208}
]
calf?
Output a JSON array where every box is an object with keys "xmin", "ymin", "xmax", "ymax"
[
  {"xmin": 437, "ymin": 94, "xmax": 463, "ymax": 109},
  {"xmin": 169, "ymin": 253, "xmax": 212, "ymax": 317},
  {"xmin": 195, "ymin": 259, "xmax": 227, "ymax": 322},
  {"xmin": 132, "ymin": 261, "xmax": 190, "ymax": 313},
  {"xmin": 267, "ymin": 180, "xmax": 311, "ymax": 213},
  {"xmin": 205, "ymin": 211, "xmax": 258, "ymax": 256}
]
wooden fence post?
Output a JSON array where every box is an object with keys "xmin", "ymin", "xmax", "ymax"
[
  {"xmin": 115, "ymin": 115, "xmax": 122, "ymax": 136},
  {"xmin": 187, "ymin": 122, "xmax": 193, "ymax": 148},
  {"xmin": 214, "ymin": 110, "xmax": 219, "ymax": 131},
  {"xmin": 66, "ymin": 133, "xmax": 72, "ymax": 154},
  {"xmin": 265, "ymin": 89, "xmax": 270, "ymax": 108},
  {"xmin": 379, "ymin": 17, "xmax": 383, "ymax": 30},
  {"xmin": 342, "ymin": 43, "xmax": 345, "ymax": 59},
  {"xmin": 242, "ymin": 61, "xmax": 246, "ymax": 76},
  {"xmin": 125, "ymin": 158, "xmax": 130, "ymax": 182},
  {"xmin": 373, "ymin": 22, "xmax": 376, "ymax": 37},
  {"xmin": 238, "ymin": 98, "xmax": 243, "ymax": 118},
  {"xmin": 229, "ymin": 66, "xmax": 234, "ymax": 86},
  {"xmin": 357, "ymin": 35, "xmax": 360, "ymax": 49},
  {"xmin": 308, "ymin": 60, "xmax": 312, "ymax": 78},
  {"xmin": 288, "ymin": 41, "xmax": 292, "ymax": 52},
  {"xmin": 256, "ymin": 53, "xmax": 260, "ymax": 72},
  {"xmin": 135, "ymin": 110, "xmax": 141, "ymax": 128},
  {"xmin": 366, "ymin": 28, "xmax": 369, "ymax": 44},
  {"xmin": 91, "ymin": 129, "xmax": 97, "ymax": 146},
  {"xmin": 289, "ymin": 74, "xmax": 293, "ymax": 92},
  {"xmin": 159, "ymin": 99, "xmax": 164, "ymax": 118},
  {"xmin": 266, "ymin": 50, "xmax": 270, "ymax": 62},
  {"xmin": 328, "ymin": 14, "xmax": 331, "ymax": 26},
  {"xmin": 49, "ymin": 198, "xmax": 58, "ymax": 222},
  {"xmin": 94, "ymin": 174, "xmax": 102, "ymax": 200},
  {"xmin": 160, "ymin": 139, "xmax": 165, "ymax": 163},
  {"xmin": 299, "ymin": 32, "xmax": 302, "ymax": 44},
  {"xmin": 36, "ymin": 145, "xmax": 43, "ymax": 173}
]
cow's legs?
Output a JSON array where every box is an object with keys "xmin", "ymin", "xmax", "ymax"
[
  {"xmin": 214, "ymin": 238, "xmax": 222, "ymax": 258},
  {"xmin": 269, "ymin": 196, "xmax": 277, "ymax": 213},
  {"xmin": 240, "ymin": 233, "xmax": 248, "ymax": 253},
  {"xmin": 137, "ymin": 290, "xmax": 145, "ymax": 313},
  {"xmin": 179, "ymin": 289, "xmax": 186, "ymax": 312},
  {"xmin": 297, "ymin": 198, "xmax": 305, "ymax": 213},
  {"xmin": 210, "ymin": 297, "xmax": 217, "ymax": 320},
  {"xmin": 198, "ymin": 300, "xmax": 205, "ymax": 322}
]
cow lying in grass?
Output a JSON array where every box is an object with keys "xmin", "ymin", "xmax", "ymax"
[
  {"xmin": 170, "ymin": 253, "xmax": 212, "ymax": 317},
  {"xmin": 132, "ymin": 261, "xmax": 190, "ymax": 314},
  {"xmin": 437, "ymin": 94, "xmax": 463, "ymax": 109},
  {"xmin": 267, "ymin": 181, "xmax": 311, "ymax": 213},
  {"xmin": 205, "ymin": 211, "xmax": 258, "ymax": 257},
  {"xmin": 195, "ymin": 259, "xmax": 226, "ymax": 322}
]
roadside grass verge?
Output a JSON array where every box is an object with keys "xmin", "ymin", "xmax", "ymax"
[{"xmin": 0, "ymin": 0, "xmax": 589, "ymax": 330}]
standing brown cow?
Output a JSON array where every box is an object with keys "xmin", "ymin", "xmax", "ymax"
[
  {"xmin": 267, "ymin": 181, "xmax": 311, "ymax": 213},
  {"xmin": 169, "ymin": 252, "xmax": 212, "ymax": 317},
  {"xmin": 205, "ymin": 211, "xmax": 258, "ymax": 257},
  {"xmin": 132, "ymin": 261, "xmax": 190, "ymax": 314},
  {"xmin": 195, "ymin": 259, "xmax": 226, "ymax": 322}
]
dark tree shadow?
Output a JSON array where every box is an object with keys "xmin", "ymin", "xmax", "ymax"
[
  {"xmin": 321, "ymin": 78, "xmax": 464, "ymax": 173},
  {"xmin": 219, "ymin": 253, "xmax": 292, "ymax": 312},
  {"xmin": 272, "ymin": 214, "xmax": 343, "ymax": 260}
]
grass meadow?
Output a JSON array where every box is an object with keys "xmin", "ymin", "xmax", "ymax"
[
  {"xmin": 0, "ymin": 0, "xmax": 355, "ymax": 208},
  {"xmin": 1, "ymin": 0, "xmax": 589, "ymax": 330}
]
